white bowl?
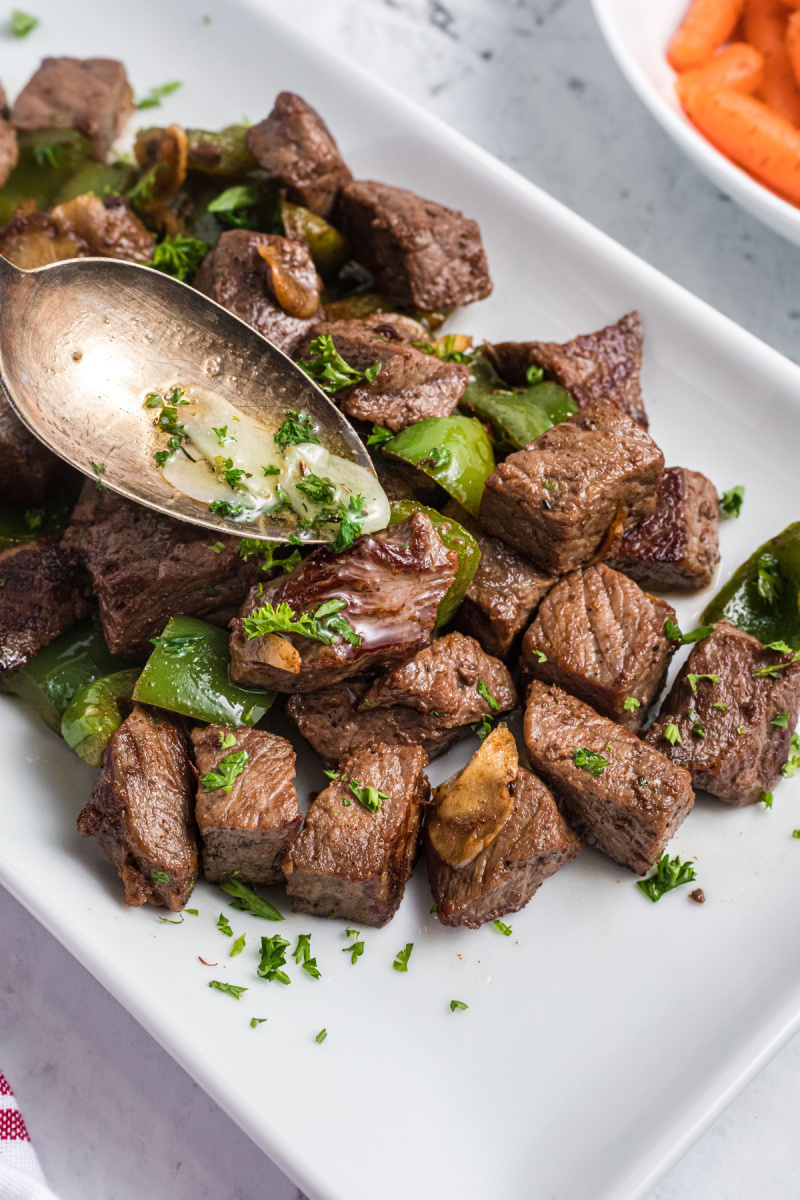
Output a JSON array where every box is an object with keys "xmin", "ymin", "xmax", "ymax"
[{"xmin": 592, "ymin": 0, "xmax": 800, "ymax": 246}]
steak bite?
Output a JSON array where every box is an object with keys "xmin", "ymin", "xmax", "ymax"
[
  {"xmin": 338, "ymin": 180, "xmax": 493, "ymax": 311},
  {"xmin": 286, "ymin": 632, "xmax": 517, "ymax": 763},
  {"xmin": 0, "ymin": 390, "xmax": 63, "ymax": 505},
  {"xmin": 296, "ymin": 314, "xmax": 468, "ymax": 431},
  {"xmin": 487, "ymin": 312, "xmax": 647, "ymax": 428},
  {"xmin": 244, "ymin": 91, "xmax": 352, "ymax": 218},
  {"xmin": 644, "ymin": 621, "xmax": 800, "ymax": 806},
  {"xmin": 0, "ymin": 540, "xmax": 89, "ymax": 672},
  {"xmin": 283, "ymin": 742, "xmax": 428, "ymax": 926},
  {"xmin": 427, "ymin": 727, "xmax": 581, "ymax": 928},
  {"xmin": 77, "ymin": 705, "xmax": 198, "ymax": 910},
  {"xmin": 191, "ymin": 726, "xmax": 302, "ymax": 884},
  {"xmin": 11, "ymin": 57, "xmax": 134, "ymax": 161},
  {"xmin": 479, "ymin": 401, "xmax": 664, "ymax": 575},
  {"xmin": 230, "ymin": 513, "xmax": 457, "ymax": 693},
  {"xmin": 194, "ymin": 230, "xmax": 324, "ymax": 356},
  {"xmin": 0, "ymin": 86, "xmax": 17, "ymax": 186},
  {"xmin": 63, "ymin": 482, "xmax": 258, "ymax": 659},
  {"xmin": 519, "ymin": 564, "xmax": 676, "ymax": 731},
  {"xmin": 606, "ymin": 466, "xmax": 720, "ymax": 592},
  {"xmin": 524, "ymin": 681, "xmax": 694, "ymax": 874}
]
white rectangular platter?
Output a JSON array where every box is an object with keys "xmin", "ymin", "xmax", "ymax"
[{"xmin": 2, "ymin": 3, "xmax": 800, "ymax": 1200}]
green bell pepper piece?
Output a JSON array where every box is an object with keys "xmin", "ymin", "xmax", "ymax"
[
  {"xmin": 133, "ymin": 615, "xmax": 274, "ymax": 727},
  {"xmin": 0, "ymin": 618, "xmax": 130, "ymax": 733},
  {"xmin": 52, "ymin": 162, "xmax": 134, "ymax": 205},
  {"xmin": 382, "ymin": 415, "xmax": 495, "ymax": 518},
  {"xmin": 459, "ymin": 354, "xmax": 576, "ymax": 451},
  {"xmin": 186, "ymin": 126, "xmax": 256, "ymax": 176},
  {"xmin": 702, "ymin": 522, "xmax": 800, "ymax": 649},
  {"xmin": 280, "ymin": 199, "xmax": 349, "ymax": 276},
  {"xmin": 62, "ymin": 669, "xmax": 140, "ymax": 767},
  {"xmin": 387, "ymin": 500, "xmax": 480, "ymax": 626},
  {"xmin": 0, "ymin": 130, "xmax": 90, "ymax": 224}
]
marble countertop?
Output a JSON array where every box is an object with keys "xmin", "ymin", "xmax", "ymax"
[{"xmin": 3, "ymin": 1, "xmax": 800, "ymax": 1198}]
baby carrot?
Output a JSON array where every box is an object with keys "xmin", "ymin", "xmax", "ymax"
[
  {"xmin": 743, "ymin": 0, "xmax": 800, "ymax": 124},
  {"xmin": 683, "ymin": 84, "xmax": 800, "ymax": 203},
  {"xmin": 668, "ymin": 0, "xmax": 746, "ymax": 73},
  {"xmin": 786, "ymin": 11, "xmax": 800, "ymax": 91},
  {"xmin": 675, "ymin": 42, "xmax": 764, "ymax": 105}
]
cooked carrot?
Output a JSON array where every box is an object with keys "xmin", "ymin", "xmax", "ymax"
[
  {"xmin": 786, "ymin": 11, "xmax": 800, "ymax": 90},
  {"xmin": 675, "ymin": 42, "xmax": 764, "ymax": 104},
  {"xmin": 743, "ymin": 0, "xmax": 800, "ymax": 124},
  {"xmin": 668, "ymin": 0, "xmax": 746, "ymax": 73},
  {"xmin": 683, "ymin": 84, "xmax": 800, "ymax": 203}
]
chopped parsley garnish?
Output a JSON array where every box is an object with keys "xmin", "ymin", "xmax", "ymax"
[
  {"xmin": 772, "ymin": 713, "xmax": 790, "ymax": 728},
  {"xmin": 186, "ymin": 909, "xmax": 198, "ymax": 916},
  {"xmin": 414, "ymin": 446, "xmax": 452, "ymax": 471},
  {"xmin": 689, "ymin": 712, "xmax": 706, "ymax": 738},
  {"xmin": 208, "ymin": 500, "xmax": 244, "ymax": 518},
  {"xmin": 34, "ymin": 143, "xmax": 61, "ymax": 168},
  {"xmin": 315, "ymin": 1028, "xmax": 328, "ymax": 1043},
  {"xmin": 664, "ymin": 620, "xmax": 715, "ymax": 645},
  {"xmin": 297, "ymin": 473, "xmax": 336, "ymax": 504},
  {"xmin": 151, "ymin": 870, "xmax": 171, "ymax": 883},
  {"xmin": 208, "ymin": 980, "xmax": 247, "ymax": 999},
  {"xmin": 332, "ymin": 494, "xmax": 366, "ymax": 552},
  {"xmin": 366, "ymin": 424, "xmax": 394, "ymax": 447},
  {"xmin": 753, "ymin": 646, "xmax": 800, "ymax": 678},
  {"xmin": 476, "ymin": 679, "xmax": 500, "ymax": 711},
  {"xmin": 719, "ymin": 485, "xmax": 744, "ymax": 519},
  {"xmin": 493, "ymin": 919, "xmax": 512, "ymax": 936},
  {"xmin": 543, "ymin": 480, "xmax": 557, "ymax": 491},
  {"xmin": 782, "ymin": 733, "xmax": 800, "ymax": 778},
  {"xmin": 150, "ymin": 234, "xmax": 209, "ymax": 282},
  {"xmin": 292, "ymin": 933, "xmax": 321, "ymax": 980},
  {"xmin": 762, "ymin": 792, "xmax": 774, "ymax": 808},
  {"xmin": 10, "ymin": 10, "xmax": 38, "ymax": 37},
  {"xmin": 91, "ymin": 461, "xmax": 107, "ymax": 491},
  {"xmin": 712, "ymin": 701, "xmax": 728, "ymax": 711},
  {"xmin": 211, "ymin": 424, "xmax": 233, "ymax": 446},
  {"xmin": 236, "ymin": 539, "xmax": 300, "ymax": 575},
  {"xmin": 412, "ymin": 335, "xmax": 473, "ymax": 364},
  {"xmin": 273, "ymin": 409, "xmax": 320, "ymax": 450},
  {"xmin": 297, "ymin": 333, "xmax": 381, "ymax": 395},
  {"xmin": 348, "ymin": 781, "xmax": 387, "ymax": 811},
  {"xmin": 158, "ymin": 914, "xmax": 183, "ymax": 924},
  {"xmin": 687, "ymin": 673, "xmax": 718, "ymax": 693},
  {"xmin": 243, "ymin": 598, "xmax": 361, "ymax": 646},
  {"xmin": 136, "ymin": 80, "xmax": 182, "ymax": 110},
  {"xmin": 201, "ymin": 749, "xmax": 249, "ymax": 793},
  {"xmin": 756, "ymin": 553, "xmax": 783, "ymax": 605},
  {"xmin": 532, "ymin": 650, "xmax": 547, "ymax": 663},
  {"xmin": 343, "ymin": 929, "xmax": 364, "ymax": 964},
  {"xmin": 393, "ymin": 943, "xmax": 414, "ymax": 972},
  {"xmin": 525, "ymin": 362, "xmax": 545, "ymax": 385},
  {"xmin": 221, "ymin": 878, "xmax": 283, "ymax": 921},
  {"xmin": 663, "ymin": 723, "xmax": 682, "ymax": 746},
  {"xmin": 572, "ymin": 747, "xmax": 610, "ymax": 777},
  {"xmin": 219, "ymin": 731, "xmax": 237, "ymax": 750},
  {"xmin": 636, "ymin": 854, "xmax": 697, "ymax": 902},
  {"xmin": 207, "ymin": 185, "xmax": 259, "ymax": 225},
  {"xmin": 229, "ymin": 933, "xmax": 246, "ymax": 958},
  {"xmin": 150, "ymin": 633, "xmax": 202, "ymax": 655},
  {"xmin": 127, "ymin": 165, "xmax": 158, "ymax": 205},
  {"xmin": 450, "ymin": 1000, "xmax": 469, "ymax": 1012},
  {"xmin": 250, "ymin": 1018, "xmax": 267, "ymax": 1028},
  {"xmin": 766, "ymin": 640, "xmax": 793, "ymax": 652},
  {"xmin": 262, "ymin": 463, "xmax": 281, "ymax": 476},
  {"xmin": 209, "ymin": 545, "xmax": 224, "ymax": 559},
  {"xmin": 256, "ymin": 935, "xmax": 291, "ymax": 984},
  {"xmin": 623, "ymin": 696, "xmax": 641, "ymax": 712},
  {"xmin": 217, "ymin": 913, "xmax": 233, "ymax": 937},
  {"xmin": 471, "ymin": 714, "xmax": 494, "ymax": 741}
]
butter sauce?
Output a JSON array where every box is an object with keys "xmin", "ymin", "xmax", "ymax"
[{"xmin": 158, "ymin": 385, "xmax": 390, "ymax": 537}]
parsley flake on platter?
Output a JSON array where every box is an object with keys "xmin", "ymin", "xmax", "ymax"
[
  {"xmin": 636, "ymin": 854, "xmax": 697, "ymax": 902},
  {"xmin": 208, "ymin": 980, "xmax": 247, "ymax": 1000}
]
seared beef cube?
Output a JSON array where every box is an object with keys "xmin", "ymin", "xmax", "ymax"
[
  {"xmin": 63, "ymin": 483, "xmax": 258, "ymax": 659},
  {"xmin": 244, "ymin": 92, "xmax": 352, "ymax": 218},
  {"xmin": 49, "ymin": 193, "xmax": 154, "ymax": 263},
  {"xmin": 283, "ymin": 742, "xmax": 427, "ymax": 926},
  {"xmin": 524, "ymin": 681, "xmax": 694, "ymax": 874},
  {"xmin": 453, "ymin": 520, "xmax": 556, "ymax": 660},
  {"xmin": 0, "ymin": 540, "xmax": 89, "ymax": 672},
  {"xmin": 645, "ymin": 621, "xmax": 800, "ymax": 805},
  {"xmin": 0, "ymin": 390, "xmax": 63, "ymax": 505},
  {"xmin": 11, "ymin": 57, "xmax": 134, "ymax": 161},
  {"xmin": 230, "ymin": 512, "xmax": 456, "ymax": 692},
  {"xmin": 519, "ymin": 564, "xmax": 676, "ymax": 731},
  {"xmin": 606, "ymin": 467, "xmax": 720, "ymax": 592},
  {"xmin": 286, "ymin": 632, "xmax": 516, "ymax": 763},
  {"xmin": 194, "ymin": 230, "xmax": 323, "ymax": 356},
  {"xmin": 338, "ymin": 180, "xmax": 493, "ymax": 311},
  {"xmin": 0, "ymin": 104, "xmax": 17, "ymax": 187},
  {"xmin": 191, "ymin": 726, "xmax": 301, "ymax": 884},
  {"xmin": 428, "ymin": 756, "xmax": 581, "ymax": 928},
  {"xmin": 479, "ymin": 401, "xmax": 664, "ymax": 574},
  {"xmin": 296, "ymin": 313, "xmax": 467, "ymax": 431},
  {"xmin": 77, "ymin": 705, "xmax": 198, "ymax": 910},
  {"xmin": 488, "ymin": 312, "xmax": 646, "ymax": 428}
]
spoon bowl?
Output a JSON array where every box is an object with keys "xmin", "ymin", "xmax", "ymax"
[{"xmin": 0, "ymin": 253, "xmax": 376, "ymax": 540}]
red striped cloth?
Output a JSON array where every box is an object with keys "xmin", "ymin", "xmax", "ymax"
[{"xmin": 0, "ymin": 1072, "xmax": 60, "ymax": 1200}]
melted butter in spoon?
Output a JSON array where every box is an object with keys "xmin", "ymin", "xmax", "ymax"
[{"xmin": 160, "ymin": 385, "xmax": 390, "ymax": 537}]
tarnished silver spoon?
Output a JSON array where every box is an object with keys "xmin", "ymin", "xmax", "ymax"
[{"xmin": 0, "ymin": 253, "xmax": 382, "ymax": 541}]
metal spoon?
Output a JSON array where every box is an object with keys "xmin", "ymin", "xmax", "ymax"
[{"xmin": 0, "ymin": 252, "xmax": 376, "ymax": 541}]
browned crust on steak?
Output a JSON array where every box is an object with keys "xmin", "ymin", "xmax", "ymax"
[
  {"xmin": 0, "ymin": 539, "xmax": 89, "ymax": 672},
  {"xmin": 11, "ymin": 57, "xmax": 134, "ymax": 161},
  {"xmin": 0, "ymin": 390, "xmax": 64, "ymax": 505}
]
